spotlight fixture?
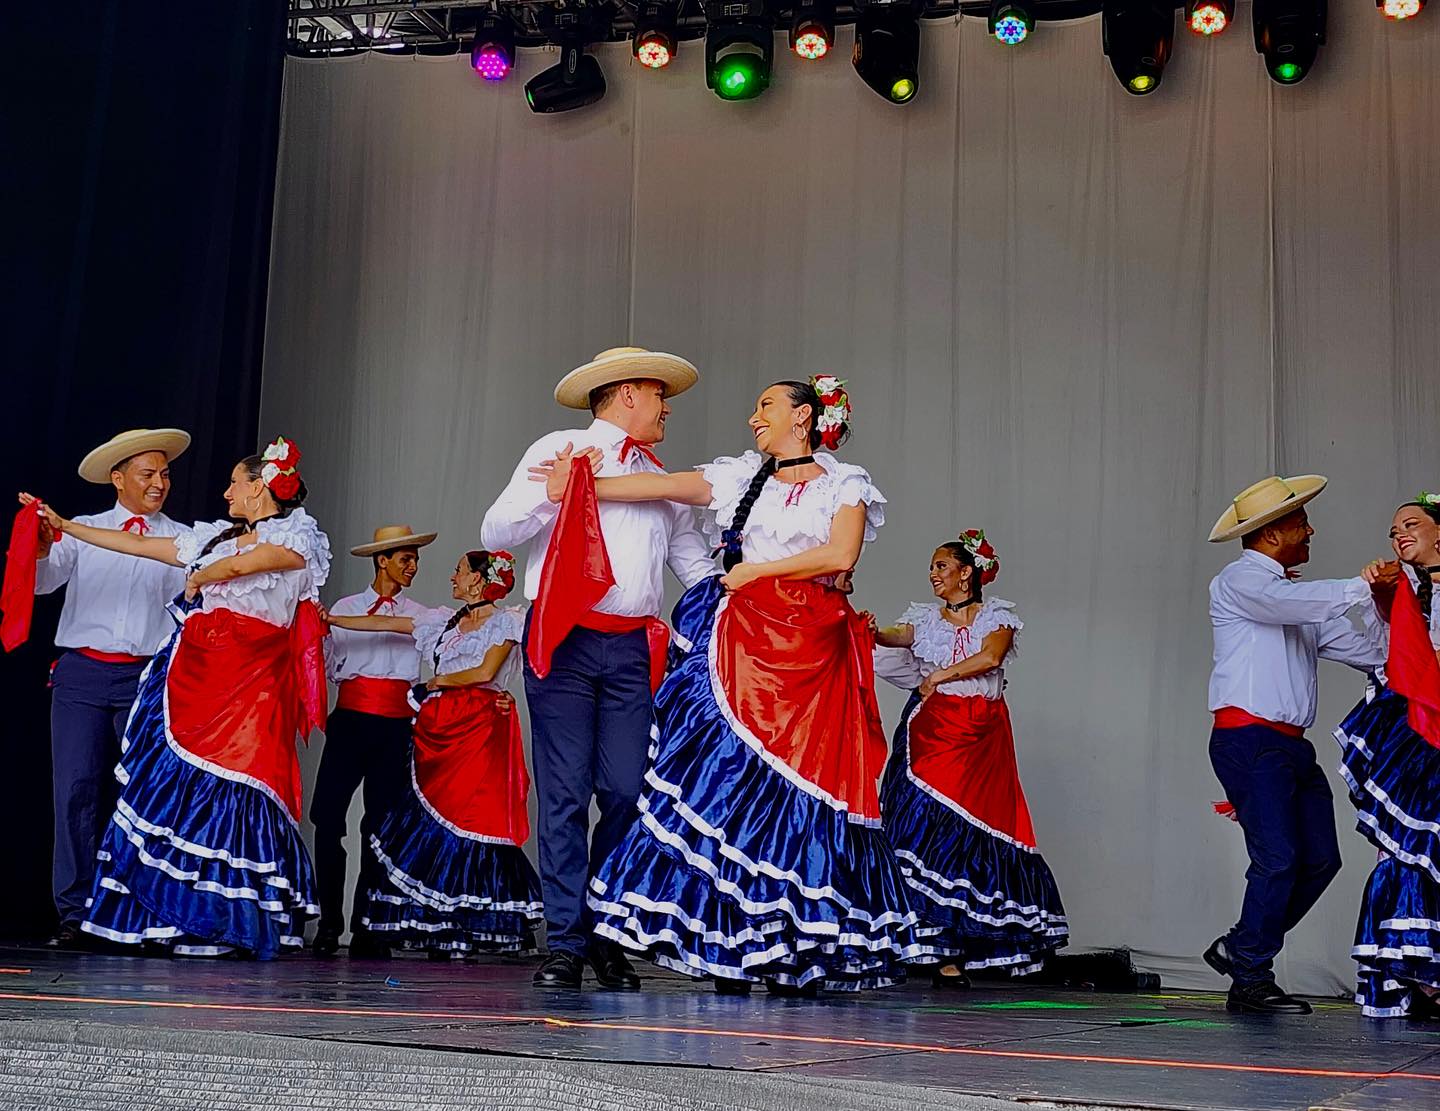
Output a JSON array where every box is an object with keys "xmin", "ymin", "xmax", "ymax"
[
  {"xmin": 1253, "ymin": 0, "xmax": 1327, "ymax": 85},
  {"xmin": 1187, "ymin": 0, "xmax": 1233, "ymax": 35},
  {"xmin": 705, "ymin": 0, "xmax": 775, "ymax": 101},
  {"xmin": 989, "ymin": 0, "xmax": 1035, "ymax": 45},
  {"xmin": 790, "ymin": 0, "xmax": 836, "ymax": 60},
  {"xmin": 1378, "ymin": 0, "xmax": 1424, "ymax": 20},
  {"xmin": 525, "ymin": 42, "xmax": 607, "ymax": 112},
  {"xmin": 470, "ymin": 13, "xmax": 515, "ymax": 81},
  {"xmin": 852, "ymin": 0, "xmax": 924, "ymax": 104},
  {"xmin": 1101, "ymin": 0, "xmax": 1176, "ymax": 95},
  {"xmin": 633, "ymin": 1, "xmax": 678, "ymax": 69}
]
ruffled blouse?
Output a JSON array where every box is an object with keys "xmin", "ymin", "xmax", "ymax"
[
  {"xmin": 874, "ymin": 600, "xmax": 1022, "ymax": 700},
  {"xmin": 174, "ymin": 509, "xmax": 332, "ymax": 628},
  {"xmin": 412, "ymin": 605, "xmax": 526, "ymax": 690},
  {"xmin": 697, "ymin": 450, "xmax": 885, "ymax": 564},
  {"xmin": 1362, "ymin": 564, "xmax": 1440, "ymax": 653}
]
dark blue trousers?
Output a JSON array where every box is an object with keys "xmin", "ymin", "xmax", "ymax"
[
  {"xmin": 50, "ymin": 651, "xmax": 147, "ymax": 924},
  {"xmin": 524, "ymin": 618, "xmax": 653, "ymax": 957},
  {"xmin": 1208, "ymin": 724, "xmax": 1343, "ymax": 986}
]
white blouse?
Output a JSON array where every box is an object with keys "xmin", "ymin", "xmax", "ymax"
[
  {"xmin": 697, "ymin": 450, "xmax": 886, "ymax": 564},
  {"xmin": 175, "ymin": 510, "xmax": 331, "ymax": 627},
  {"xmin": 413, "ymin": 605, "xmax": 526, "ymax": 690},
  {"xmin": 874, "ymin": 600, "xmax": 1022, "ymax": 700}
]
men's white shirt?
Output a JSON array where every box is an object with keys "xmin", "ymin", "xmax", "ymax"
[
  {"xmin": 326, "ymin": 588, "xmax": 434, "ymax": 684},
  {"xmin": 1208, "ymin": 550, "xmax": 1384, "ymax": 729},
  {"xmin": 35, "ymin": 503, "xmax": 188, "ymax": 656},
  {"xmin": 481, "ymin": 417, "xmax": 714, "ymax": 617}
]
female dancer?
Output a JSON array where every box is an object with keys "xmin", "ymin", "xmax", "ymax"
[
  {"xmin": 1335, "ymin": 494, "xmax": 1440, "ymax": 1018},
  {"xmin": 20, "ymin": 437, "xmax": 329, "ymax": 958},
  {"xmin": 324, "ymin": 549, "xmax": 543, "ymax": 956},
  {"xmin": 543, "ymin": 377, "xmax": 924, "ymax": 995},
  {"xmin": 871, "ymin": 532, "xmax": 1068, "ymax": 987}
]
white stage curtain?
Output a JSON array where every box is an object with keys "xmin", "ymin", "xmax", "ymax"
[{"xmin": 261, "ymin": 5, "xmax": 1440, "ymax": 992}]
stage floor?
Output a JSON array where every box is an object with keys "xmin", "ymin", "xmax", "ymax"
[{"xmin": 2, "ymin": 948, "xmax": 1439, "ymax": 1111}]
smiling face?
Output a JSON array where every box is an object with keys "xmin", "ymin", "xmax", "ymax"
[
  {"xmin": 450, "ymin": 556, "xmax": 483, "ymax": 602},
  {"xmin": 1264, "ymin": 508, "xmax": 1314, "ymax": 568},
  {"xmin": 929, "ymin": 546, "xmax": 975, "ymax": 603},
  {"xmin": 748, "ymin": 385, "xmax": 813, "ymax": 459},
  {"xmin": 111, "ymin": 450, "xmax": 171, "ymax": 516},
  {"xmin": 1390, "ymin": 505, "xmax": 1440, "ymax": 567},
  {"xmin": 222, "ymin": 459, "xmax": 274, "ymax": 523},
  {"xmin": 376, "ymin": 548, "xmax": 419, "ymax": 591}
]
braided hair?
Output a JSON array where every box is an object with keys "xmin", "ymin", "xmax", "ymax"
[
  {"xmin": 937, "ymin": 542, "xmax": 985, "ymax": 606},
  {"xmin": 1397, "ymin": 501, "xmax": 1440, "ymax": 622},
  {"xmin": 719, "ymin": 380, "xmax": 852, "ymax": 571},
  {"xmin": 430, "ymin": 550, "xmax": 506, "ymax": 667},
  {"xmin": 197, "ymin": 454, "xmax": 309, "ymax": 560}
]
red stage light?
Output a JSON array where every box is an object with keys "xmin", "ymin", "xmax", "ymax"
[
  {"xmin": 1188, "ymin": 0, "xmax": 1231, "ymax": 34},
  {"xmin": 1379, "ymin": 0, "xmax": 1424, "ymax": 19}
]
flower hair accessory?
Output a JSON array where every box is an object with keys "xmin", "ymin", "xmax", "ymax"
[
  {"xmin": 957, "ymin": 528, "xmax": 1000, "ymax": 585},
  {"xmin": 809, "ymin": 375, "xmax": 851, "ymax": 451},
  {"xmin": 260, "ymin": 436, "xmax": 303, "ymax": 501},
  {"xmin": 1418, "ymin": 491, "xmax": 1440, "ymax": 511},
  {"xmin": 481, "ymin": 550, "xmax": 516, "ymax": 602}
]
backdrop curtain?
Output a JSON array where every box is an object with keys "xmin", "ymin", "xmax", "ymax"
[{"xmin": 262, "ymin": 5, "xmax": 1440, "ymax": 992}]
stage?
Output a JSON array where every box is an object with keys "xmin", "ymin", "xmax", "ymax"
[{"xmin": 1, "ymin": 949, "xmax": 1437, "ymax": 1111}]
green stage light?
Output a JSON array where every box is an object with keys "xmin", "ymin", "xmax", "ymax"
[
  {"xmin": 890, "ymin": 76, "xmax": 916, "ymax": 101},
  {"xmin": 1273, "ymin": 60, "xmax": 1301, "ymax": 80}
]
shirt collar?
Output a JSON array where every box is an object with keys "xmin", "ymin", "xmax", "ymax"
[
  {"xmin": 1239, "ymin": 549, "xmax": 1285, "ymax": 578},
  {"xmin": 112, "ymin": 501, "xmax": 161, "ymax": 521},
  {"xmin": 588, "ymin": 417, "xmax": 631, "ymax": 447}
]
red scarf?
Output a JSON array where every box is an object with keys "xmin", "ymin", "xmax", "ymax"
[
  {"xmin": 1387, "ymin": 571, "xmax": 1440, "ymax": 749},
  {"xmin": 290, "ymin": 598, "xmax": 329, "ymax": 739},
  {"xmin": 1, "ymin": 502, "xmax": 42, "ymax": 652}
]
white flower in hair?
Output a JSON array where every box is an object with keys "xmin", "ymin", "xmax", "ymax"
[
  {"xmin": 261, "ymin": 462, "xmax": 281, "ymax": 484},
  {"xmin": 813, "ymin": 375, "xmax": 843, "ymax": 396},
  {"xmin": 262, "ymin": 439, "xmax": 286, "ymax": 463},
  {"xmin": 817, "ymin": 403, "xmax": 848, "ymax": 431},
  {"xmin": 1420, "ymin": 491, "xmax": 1440, "ymax": 509}
]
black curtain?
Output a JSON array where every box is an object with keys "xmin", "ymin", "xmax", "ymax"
[{"xmin": 0, "ymin": 1, "xmax": 287, "ymax": 937}]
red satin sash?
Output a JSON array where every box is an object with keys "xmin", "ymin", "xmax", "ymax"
[
  {"xmin": 1212, "ymin": 706, "xmax": 1304, "ymax": 739},
  {"xmin": 412, "ymin": 686, "xmax": 531, "ymax": 844},
  {"xmin": 78, "ymin": 648, "xmax": 150, "ymax": 665},
  {"xmin": 577, "ymin": 611, "xmax": 670, "ymax": 695},
  {"xmin": 335, "ymin": 677, "xmax": 412, "ymax": 719}
]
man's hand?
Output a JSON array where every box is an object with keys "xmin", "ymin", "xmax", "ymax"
[
  {"xmin": 528, "ymin": 444, "xmax": 603, "ymax": 504},
  {"xmin": 18, "ymin": 493, "xmax": 65, "ymax": 552},
  {"xmin": 1362, "ymin": 560, "xmax": 1401, "ymax": 589}
]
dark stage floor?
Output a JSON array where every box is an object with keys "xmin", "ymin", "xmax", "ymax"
[{"xmin": 1, "ymin": 948, "xmax": 1438, "ymax": 1111}]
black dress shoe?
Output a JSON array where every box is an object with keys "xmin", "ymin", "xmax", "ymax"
[
  {"xmin": 931, "ymin": 967, "xmax": 972, "ymax": 990},
  {"xmin": 312, "ymin": 929, "xmax": 342, "ymax": 958},
  {"xmin": 533, "ymin": 951, "xmax": 585, "ymax": 990},
  {"xmin": 347, "ymin": 931, "xmax": 392, "ymax": 960},
  {"xmin": 588, "ymin": 942, "xmax": 642, "ymax": 991},
  {"xmin": 46, "ymin": 924, "xmax": 85, "ymax": 951},
  {"xmin": 1407, "ymin": 988, "xmax": 1440, "ymax": 1021},
  {"xmin": 1226, "ymin": 980, "xmax": 1312, "ymax": 1015},
  {"xmin": 714, "ymin": 977, "xmax": 753, "ymax": 996},
  {"xmin": 1203, "ymin": 936, "xmax": 1234, "ymax": 979}
]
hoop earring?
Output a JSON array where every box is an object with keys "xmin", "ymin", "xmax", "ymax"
[{"xmin": 792, "ymin": 424, "xmax": 806, "ymax": 442}]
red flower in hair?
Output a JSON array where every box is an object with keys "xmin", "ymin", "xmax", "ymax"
[
  {"xmin": 480, "ymin": 551, "xmax": 516, "ymax": 602},
  {"xmin": 268, "ymin": 472, "xmax": 301, "ymax": 501}
]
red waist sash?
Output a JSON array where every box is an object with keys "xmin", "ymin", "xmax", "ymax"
[
  {"xmin": 412, "ymin": 686, "xmax": 530, "ymax": 845},
  {"xmin": 336, "ymin": 676, "xmax": 412, "ymax": 719},
  {"xmin": 714, "ymin": 578, "xmax": 887, "ymax": 821},
  {"xmin": 1213, "ymin": 706, "xmax": 1304, "ymax": 739},
  {"xmin": 576, "ymin": 611, "xmax": 670, "ymax": 695},
  {"xmin": 78, "ymin": 647, "xmax": 150, "ymax": 665}
]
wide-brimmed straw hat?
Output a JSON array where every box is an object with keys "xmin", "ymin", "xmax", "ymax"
[
  {"xmin": 350, "ymin": 524, "xmax": 439, "ymax": 558},
  {"xmin": 78, "ymin": 428, "xmax": 191, "ymax": 484},
  {"xmin": 553, "ymin": 346, "xmax": 698, "ymax": 411},
  {"xmin": 1207, "ymin": 475, "xmax": 1329, "ymax": 543}
]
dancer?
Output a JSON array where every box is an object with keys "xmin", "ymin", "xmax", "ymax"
[
  {"xmin": 324, "ymin": 549, "xmax": 542, "ymax": 957},
  {"xmin": 12, "ymin": 429, "xmax": 190, "ymax": 949},
  {"xmin": 871, "ymin": 531, "xmax": 1068, "ymax": 987},
  {"xmin": 543, "ymin": 376, "xmax": 925, "ymax": 995},
  {"xmin": 20, "ymin": 436, "xmax": 329, "ymax": 958},
  {"xmin": 1334, "ymin": 494, "xmax": 1440, "ymax": 1018},
  {"xmin": 482, "ymin": 347, "xmax": 713, "ymax": 991},
  {"xmin": 1203, "ymin": 475, "xmax": 1391, "ymax": 1014},
  {"xmin": 312, "ymin": 524, "xmax": 439, "ymax": 959}
]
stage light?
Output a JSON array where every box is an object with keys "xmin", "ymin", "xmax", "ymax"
[
  {"xmin": 525, "ymin": 42, "xmax": 607, "ymax": 113},
  {"xmin": 852, "ymin": 1, "xmax": 924, "ymax": 104},
  {"xmin": 790, "ymin": 0, "xmax": 836, "ymax": 60},
  {"xmin": 470, "ymin": 13, "xmax": 514, "ymax": 81},
  {"xmin": 633, "ymin": 2, "xmax": 678, "ymax": 69},
  {"xmin": 1101, "ymin": 0, "xmax": 1175, "ymax": 95},
  {"xmin": 989, "ymin": 1, "xmax": 1035, "ymax": 45},
  {"xmin": 705, "ymin": 0, "xmax": 774, "ymax": 101},
  {"xmin": 1378, "ymin": 0, "xmax": 1424, "ymax": 20},
  {"xmin": 1188, "ymin": 0, "xmax": 1233, "ymax": 35},
  {"xmin": 1253, "ymin": 0, "xmax": 1327, "ymax": 85}
]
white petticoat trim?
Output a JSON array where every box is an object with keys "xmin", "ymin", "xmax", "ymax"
[
  {"xmin": 1335, "ymin": 725, "xmax": 1440, "ymax": 884},
  {"xmin": 368, "ymin": 833, "xmax": 542, "ymax": 915},
  {"xmin": 407, "ymin": 759, "xmax": 523, "ymax": 846},
  {"xmin": 894, "ymin": 851, "xmax": 1069, "ymax": 932}
]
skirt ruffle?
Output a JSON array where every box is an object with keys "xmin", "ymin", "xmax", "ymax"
[
  {"xmin": 363, "ymin": 774, "xmax": 543, "ymax": 954},
  {"xmin": 1353, "ymin": 855, "xmax": 1440, "ymax": 1017},
  {"xmin": 587, "ymin": 578, "xmax": 927, "ymax": 991},
  {"xmin": 80, "ymin": 629, "xmax": 317, "ymax": 959},
  {"xmin": 881, "ymin": 693, "xmax": 1068, "ymax": 973}
]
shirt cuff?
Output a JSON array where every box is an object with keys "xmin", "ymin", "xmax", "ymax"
[{"xmin": 1342, "ymin": 577, "xmax": 1370, "ymax": 606}]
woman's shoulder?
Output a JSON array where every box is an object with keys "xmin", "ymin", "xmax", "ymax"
[
  {"xmin": 974, "ymin": 598, "xmax": 1023, "ymax": 637},
  {"xmin": 174, "ymin": 519, "xmax": 233, "ymax": 566},
  {"xmin": 815, "ymin": 452, "xmax": 886, "ymax": 537},
  {"xmin": 898, "ymin": 601, "xmax": 938, "ymax": 628},
  {"xmin": 256, "ymin": 509, "xmax": 332, "ymax": 585}
]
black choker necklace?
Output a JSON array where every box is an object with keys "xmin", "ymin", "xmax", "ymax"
[
  {"xmin": 1425, "ymin": 565, "xmax": 1440, "ymax": 576},
  {"xmin": 944, "ymin": 599, "xmax": 976, "ymax": 613},
  {"xmin": 774, "ymin": 455, "xmax": 814, "ymax": 470}
]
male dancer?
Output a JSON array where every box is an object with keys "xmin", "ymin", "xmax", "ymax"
[
  {"xmin": 482, "ymin": 347, "xmax": 713, "ymax": 990},
  {"xmin": 33, "ymin": 428, "xmax": 191, "ymax": 947},
  {"xmin": 1204, "ymin": 475, "xmax": 1393, "ymax": 1014},
  {"xmin": 313, "ymin": 524, "xmax": 437, "ymax": 958}
]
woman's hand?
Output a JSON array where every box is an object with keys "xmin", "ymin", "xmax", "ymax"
[
  {"xmin": 184, "ymin": 573, "xmax": 202, "ymax": 602},
  {"xmin": 918, "ymin": 669, "xmax": 950, "ymax": 701},
  {"xmin": 496, "ymin": 692, "xmax": 515, "ymax": 714},
  {"xmin": 1362, "ymin": 559, "xmax": 1399, "ymax": 587},
  {"xmin": 720, "ymin": 562, "xmax": 760, "ymax": 593},
  {"xmin": 316, "ymin": 604, "xmax": 332, "ymax": 625},
  {"xmin": 529, "ymin": 443, "xmax": 604, "ymax": 504},
  {"xmin": 858, "ymin": 610, "xmax": 879, "ymax": 641},
  {"xmin": 18, "ymin": 492, "xmax": 65, "ymax": 538},
  {"xmin": 425, "ymin": 675, "xmax": 444, "ymax": 692}
]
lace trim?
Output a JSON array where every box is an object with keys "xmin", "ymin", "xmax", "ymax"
[
  {"xmin": 698, "ymin": 450, "xmax": 886, "ymax": 550},
  {"xmin": 414, "ymin": 605, "xmax": 525, "ymax": 674},
  {"xmin": 901, "ymin": 600, "xmax": 1022, "ymax": 671},
  {"xmin": 175, "ymin": 509, "xmax": 331, "ymax": 606}
]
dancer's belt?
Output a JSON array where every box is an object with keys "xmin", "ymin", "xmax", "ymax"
[
  {"xmin": 1212, "ymin": 706, "xmax": 1304, "ymax": 738},
  {"xmin": 76, "ymin": 647, "xmax": 150, "ymax": 665},
  {"xmin": 576, "ymin": 612, "xmax": 670, "ymax": 695},
  {"xmin": 335, "ymin": 676, "xmax": 413, "ymax": 718}
]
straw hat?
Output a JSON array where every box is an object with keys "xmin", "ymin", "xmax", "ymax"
[
  {"xmin": 78, "ymin": 428, "xmax": 191, "ymax": 485},
  {"xmin": 350, "ymin": 524, "xmax": 439, "ymax": 558},
  {"xmin": 553, "ymin": 346, "xmax": 698, "ymax": 411},
  {"xmin": 1207, "ymin": 475, "xmax": 1329, "ymax": 543}
]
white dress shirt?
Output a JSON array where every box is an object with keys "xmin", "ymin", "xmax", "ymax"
[
  {"xmin": 35, "ymin": 502, "xmax": 188, "ymax": 656},
  {"xmin": 326, "ymin": 587, "xmax": 438, "ymax": 684},
  {"xmin": 480, "ymin": 418, "xmax": 714, "ymax": 618},
  {"xmin": 1208, "ymin": 550, "xmax": 1384, "ymax": 728}
]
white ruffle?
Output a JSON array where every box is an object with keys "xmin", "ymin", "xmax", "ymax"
[
  {"xmin": 255, "ymin": 509, "xmax": 332, "ymax": 588},
  {"xmin": 415, "ymin": 605, "xmax": 525, "ymax": 682},
  {"xmin": 902, "ymin": 600, "xmax": 1021, "ymax": 670},
  {"xmin": 698, "ymin": 450, "xmax": 886, "ymax": 551},
  {"xmin": 177, "ymin": 509, "xmax": 332, "ymax": 620}
]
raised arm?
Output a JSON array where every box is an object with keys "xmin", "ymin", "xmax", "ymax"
[
  {"xmin": 326, "ymin": 612, "xmax": 417, "ymax": 635},
  {"xmin": 428, "ymin": 640, "xmax": 514, "ymax": 690},
  {"xmin": 20, "ymin": 493, "xmax": 183, "ymax": 566},
  {"xmin": 719, "ymin": 502, "xmax": 866, "ymax": 592},
  {"xmin": 530, "ymin": 445, "xmax": 713, "ymax": 507},
  {"xmin": 187, "ymin": 543, "xmax": 305, "ymax": 594},
  {"xmin": 1213, "ymin": 567, "xmax": 1376, "ymax": 627},
  {"xmin": 482, "ymin": 436, "xmax": 565, "ymax": 550}
]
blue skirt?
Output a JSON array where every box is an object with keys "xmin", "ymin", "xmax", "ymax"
[
  {"xmin": 363, "ymin": 767, "xmax": 543, "ymax": 954},
  {"xmin": 80, "ymin": 627, "xmax": 317, "ymax": 959},
  {"xmin": 587, "ymin": 578, "xmax": 927, "ymax": 991},
  {"xmin": 1336, "ymin": 682, "xmax": 1440, "ymax": 1016}
]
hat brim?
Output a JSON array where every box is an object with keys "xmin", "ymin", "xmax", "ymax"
[
  {"xmin": 78, "ymin": 429, "xmax": 192, "ymax": 484},
  {"xmin": 554, "ymin": 352, "xmax": 698, "ymax": 411},
  {"xmin": 1207, "ymin": 475, "xmax": 1328, "ymax": 543},
  {"xmin": 350, "ymin": 532, "xmax": 439, "ymax": 557}
]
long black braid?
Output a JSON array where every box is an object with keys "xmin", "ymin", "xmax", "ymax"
[
  {"xmin": 719, "ymin": 380, "xmax": 850, "ymax": 571},
  {"xmin": 432, "ymin": 550, "xmax": 499, "ymax": 666},
  {"xmin": 197, "ymin": 454, "xmax": 309, "ymax": 560},
  {"xmin": 1399, "ymin": 501, "xmax": 1440, "ymax": 623}
]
